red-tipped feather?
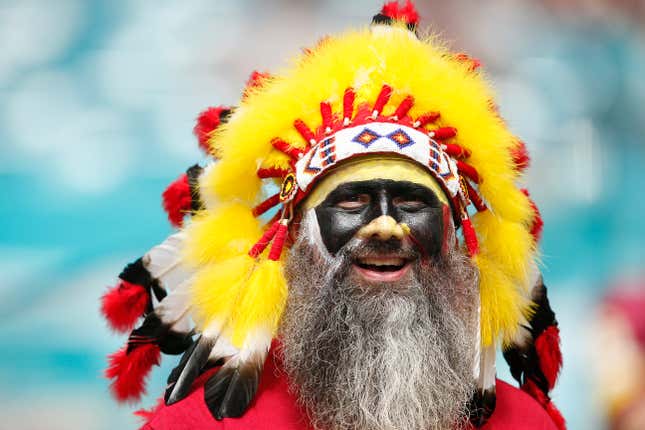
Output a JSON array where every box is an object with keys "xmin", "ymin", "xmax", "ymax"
[
  {"xmin": 535, "ymin": 326, "xmax": 562, "ymax": 390},
  {"xmin": 252, "ymin": 193, "xmax": 281, "ymax": 217},
  {"xmin": 521, "ymin": 189, "xmax": 544, "ymax": 243},
  {"xmin": 343, "ymin": 88, "xmax": 356, "ymax": 122},
  {"xmin": 243, "ymin": 71, "xmax": 272, "ymax": 99},
  {"xmin": 101, "ymin": 281, "xmax": 149, "ymax": 333},
  {"xmin": 393, "ymin": 95, "xmax": 414, "ymax": 119},
  {"xmin": 193, "ymin": 106, "xmax": 230, "ymax": 154},
  {"xmin": 381, "ymin": 0, "xmax": 419, "ymax": 26},
  {"xmin": 162, "ymin": 173, "xmax": 191, "ymax": 228},
  {"xmin": 268, "ymin": 221, "xmax": 289, "ymax": 261},
  {"xmin": 372, "ymin": 84, "xmax": 393, "ymax": 116},
  {"xmin": 511, "ymin": 140, "xmax": 531, "ymax": 172},
  {"xmin": 105, "ymin": 344, "xmax": 161, "ymax": 402},
  {"xmin": 249, "ymin": 221, "xmax": 281, "ymax": 258}
]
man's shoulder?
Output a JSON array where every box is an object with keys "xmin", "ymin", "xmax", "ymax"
[
  {"xmin": 483, "ymin": 379, "xmax": 560, "ymax": 430},
  {"xmin": 141, "ymin": 371, "xmax": 558, "ymax": 430}
]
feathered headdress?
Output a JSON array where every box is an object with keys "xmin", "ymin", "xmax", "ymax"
[{"xmin": 101, "ymin": 1, "xmax": 564, "ymax": 427}]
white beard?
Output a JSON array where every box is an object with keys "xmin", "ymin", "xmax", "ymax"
[{"xmin": 279, "ymin": 210, "xmax": 479, "ymax": 430}]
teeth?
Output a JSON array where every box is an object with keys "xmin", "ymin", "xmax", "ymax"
[{"xmin": 359, "ymin": 257, "xmax": 405, "ymax": 266}]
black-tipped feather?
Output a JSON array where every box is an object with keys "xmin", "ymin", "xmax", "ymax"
[
  {"xmin": 186, "ymin": 164, "xmax": 204, "ymax": 212},
  {"xmin": 166, "ymin": 335, "xmax": 215, "ymax": 405},
  {"xmin": 468, "ymin": 387, "xmax": 496, "ymax": 427},
  {"xmin": 128, "ymin": 312, "xmax": 193, "ymax": 355},
  {"xmin": 203, "ymin": 356, "xmax": 263, "ymax": 420}
]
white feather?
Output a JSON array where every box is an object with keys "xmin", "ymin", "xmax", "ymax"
[
  {"xmin": 142, "ymin": 231, "xmax": 192, "ymax": 292},
  {"xmin": 477, "ymin": 344, "xmax": 497, "ymax": 391}
]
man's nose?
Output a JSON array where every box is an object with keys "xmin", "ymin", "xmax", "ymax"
[{"xmin": 357, "ymin": 215, "xmax": 410, "ymax": 241}]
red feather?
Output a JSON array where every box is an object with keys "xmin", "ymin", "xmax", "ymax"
[
  {"xmin": 381, "ymin": 0, "xmax": 419, "ymax": 26},
  {"xmin": 243, "ymin": 71, "xmax": 272, "ymax": 99},
  {"xmin": 105, "ymin": 344, "xmax": 161, "ymax": 403},
  {"xmin": 101, "ymin": 281, "xmax": 149, "ymax": 333},
  {"xmin": 193, "ymin": 106, "xmax": 229, "ymax": 154},
  {"xmin": 461, "ymin": 217, "xmax": 479, "ymax": 257},
  {"xmin": 545, "ymin": 399, "xmax": 567, "ymax": 430},
  {"xmin": 162, "ymin": 173, "xmax": 191, "ymax": 228},
  {"xmin": 535, "ymin": 325, "xmax": 563, "ymax": 390}
]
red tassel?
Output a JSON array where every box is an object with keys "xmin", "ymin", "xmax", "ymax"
[
  {"xmin": 268, "ymin": 221, "xmax": 289, "ymax": 261},
  {"xmin": 381, "ymin": 0, "xmax": 419, "ymax": 26},
  {"xmin": 414, "ymin": 111, "xmax": 440, "ymax": 128},
  {"xmin": 257, "ymin": 167, "xmax": 289, "ymax": 179},
  {"xmin": 193, "ymin": 106, "xmax": 230, "ymax": 154},
  {"xmin": 457, "ymin": 161, "xmax": 482, "ymax": 184},
  {"xmin": 249, "ymin": 221, "xmax": 281, "ymax": 258},
  {"xmin": 101, "ymin": 281, "xmax": 149, "ymax": 333},
  {"xmin": 320, "ymin": 102, "xmax": 333, "ymax": 132},
  {"xmin": 535, "ymin": 325, "xmax": 562, "ymax": 390},
  {"xmin": 272, "ymin": 138, "xmax": 304, "ymax": 160},
  {"xmin": 105, "ymin": 343, "xmax": 161, "ymax": 402},
  {"xmin": 393, "ymin": 95, "xmax": 414, "ymax": 119},
  {"xmin": 521, "ymin": 189, "xmax": 544, "ymax": 243},
  {"xmin": 430, "ymin": 126, "xmax": 457, "ymax": 140},
  {"xmin": 461, "ymin": 217, "xmax": 479, "ymax": 256},
  {"xmin": 162, "ymin": 173, "xmax": 191, "ymax": 228},
  {"xmin": 343, "ymin": 88, "xmax": 356, "ymax": 123},
  {"xmin": 252, "ymin": 193, "xmax": 281, "ymax": 217},
  {"xmin": 294, "ymin": 119, "xmax": 317, "ymax": 145},
  {"xmin": 372, "ymin": 84, "xmax": 393, "ymax": 117},
  {"xmin": 442, "ymin": 143, "xmax": 471, "ymax": 159},
  {"xmin": 465, "ymin": 181, "xmax": 487, "ymax": 212},
  {"xmin": 511, "ymin": 140, "xmax": 531, "ymax": 172}
]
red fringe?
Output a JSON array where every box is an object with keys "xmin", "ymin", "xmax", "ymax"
[
  {"xmin": 105, "ymin": 343, "xmax": 161, "ymax": 403},
  {"xmin": 162, "ymin": 173, "xmax": 191, "ymax": 228},
  {"xmin": 430, "ymin": 126, "xmax": 457, "ymax": 140},
  {"xmin": 511, "ymin": 140, "xmax": 531, "ymax": 172},
  {"xmin": 381, "ymin": 0, "xmax": 419, "ymax": 25},
  {"xmin": 457, "ymin": 161, "xmax": 482, "ymax": 184},
  {"xmin": 249, "ymin": 221, "xmax": 280, "ymax": 258},
  {"xmin": 101, "ymin": 281, "xmax": 149, "ymax": 333},
  {"xmin": 268, "ymin": 222, "xmax": 289, "ymax": 261},
  {"xmin": 414, "ymin": 111, "xmax": 440, "ymax": 128},
  {"xmin": 393, "ymin": 95, "xmax": 414, "ymax": 119},
  {"xmin": 272, "ymin": 138, "xmax": 303, "ymax": 160},
  {"xmin": 257, "ymin": 167, "xmax": 289, "ymax": 179},
  {"xmin": 535, "ymin": 325, "xmax": 562, "ymax": 390},
  {"xmin": 343, "ymin": 88, "xmax": 356, "ymax": 122},
  {"xmin": 320, "ymin": 102, "xmax": 333, "ymax": 132},
  {"xmin": 442, "ymin": 143, "xmax": 471, "ymax": 159},
  {"xmin": 193, "ymin": 106, "xmax": 229, "ymax": 154},
  {"xmin": 252, "ymin": 193, "xmax": 281, "ymax": 217},
  {"xmin": 461, "ymin": 217, "xmax": 479, "ymax": 256},
  {"xmin": 372, "ymin": 84, "xmax": 393, "ymax": 116},
  {"xmin": 294, "ymin": 119, "xmax": 316, "ymax": 145}
]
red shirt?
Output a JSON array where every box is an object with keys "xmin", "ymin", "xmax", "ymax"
[{"xmin": 141, "ymin": 356, "xmax": 558, "ymax": 430}]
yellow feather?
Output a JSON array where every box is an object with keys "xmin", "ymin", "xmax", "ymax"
[
  {"xmin": 183, "ymin": 204, "xmax": 262, "ymax": 267},
  {"xmin": 190, "ymin": 255, "xmax": 255, "ymax": 331},
  {"xmin": 230, "ymin": 259, "xmax": 287, "ymax": 348}
]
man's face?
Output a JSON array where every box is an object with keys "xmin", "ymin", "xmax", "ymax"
[
  {"xmin": 314, "ymin": 178, "xmax": 452, "ymax": 281},
  {"xmin": 281, "ymin": 176, "xmax": 478, "ymax": 430}
]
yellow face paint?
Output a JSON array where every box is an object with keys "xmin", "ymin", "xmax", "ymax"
[{"xmin": 302, "ymin": 156, "xmax": 449, "ymax": 210}]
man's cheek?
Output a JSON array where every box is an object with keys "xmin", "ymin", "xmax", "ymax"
[
  {"xmin": 401, "ymin": 207, "xmax": 445, "ymax": 259},
  {"xmin": 315, "ymin": 208, "xmax": 366, "ymax": 255}
]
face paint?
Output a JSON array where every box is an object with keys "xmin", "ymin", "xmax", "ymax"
[{"xmin": 314, "ymin": 179, "xmax": 448, "ymax": 258}]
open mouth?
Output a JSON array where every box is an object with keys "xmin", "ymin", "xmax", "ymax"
[{"xmin": 353, "ymin": 256, "xmax": 412, "ymax": 282}]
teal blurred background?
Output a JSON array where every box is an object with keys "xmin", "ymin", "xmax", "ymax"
[{"xmin": 1, "ymin": 0, "xmax": 644, "ymax": 428}]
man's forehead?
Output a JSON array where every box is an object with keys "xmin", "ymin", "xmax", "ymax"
[{"xmin": 303, "ymin": 156, "xmax": 449, "ymax": 209}]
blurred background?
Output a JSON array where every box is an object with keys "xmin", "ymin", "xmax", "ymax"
[{"xmin": 1, "ymin": 0, "xmax": 644, "ymax": 428}]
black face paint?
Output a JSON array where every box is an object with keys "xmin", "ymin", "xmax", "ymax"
[{"xmin": 314, "ymin": 179, "xmax": 447, "ymax": 258}]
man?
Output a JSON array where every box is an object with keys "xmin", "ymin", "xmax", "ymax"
[{"xmin": 101, "ymin": 2, "xmax": 565, "ymax": 429}]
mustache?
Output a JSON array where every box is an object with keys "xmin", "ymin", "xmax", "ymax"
[{"xmin": 341, "ymin": 237, "xmax": 420, "ymax": 261}]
